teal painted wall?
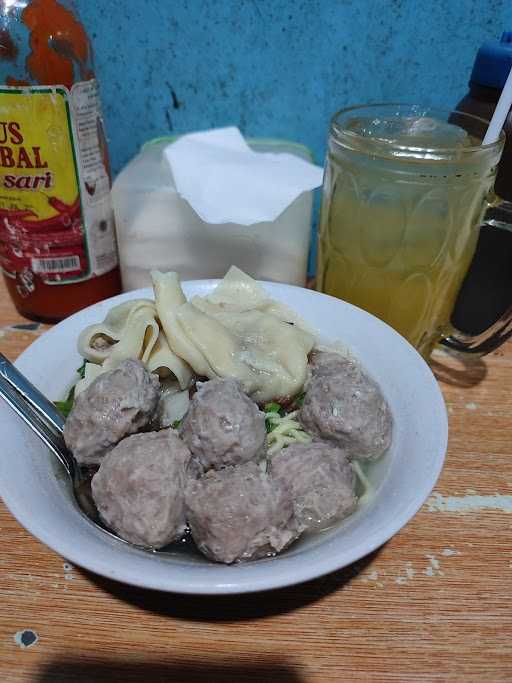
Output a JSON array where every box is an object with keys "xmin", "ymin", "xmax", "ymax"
[{"xmin": 76, "ymin": 0, "xmax": 512, "ymax": 174}]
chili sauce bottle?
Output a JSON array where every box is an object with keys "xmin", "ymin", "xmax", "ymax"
[{"xmin": 0, "ymin": 0, "xmax": 121, "ymax": 322}]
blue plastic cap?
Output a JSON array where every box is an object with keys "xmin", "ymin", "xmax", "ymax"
[{"xmin": 470, "ymin": 32, "xmax": 512, "ymax": 90}]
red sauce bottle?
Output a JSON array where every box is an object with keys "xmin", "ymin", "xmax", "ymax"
[{"xmin": 0, "ymin": 0, "xmax": 121, "ymax": 322}]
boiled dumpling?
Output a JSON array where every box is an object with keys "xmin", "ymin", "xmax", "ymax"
[{"xmin": 151, "ymin": 267, "xmax": 314, "ymax": 402}]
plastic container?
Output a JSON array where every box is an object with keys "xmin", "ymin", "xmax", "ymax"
[
  {"xmin": 0, "ymin": 0, "xmax": 121, "ymax": 323},
  {"xmin": 451, "ymin": 31, "xmax": 512, "ymax": 336},
  {"xmin": 112, "ymin": 137, "xmax": 315, "ymax": 290}
]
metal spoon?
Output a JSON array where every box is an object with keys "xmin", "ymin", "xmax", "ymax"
[{"xmin": 0, "ymin": 353, "xmax": 130, "ymax": 546}]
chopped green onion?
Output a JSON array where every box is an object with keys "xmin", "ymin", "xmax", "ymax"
[
  {"xmin": 293, "ymin": 391, "xmax": 305, "ymax": 408},
  {"xmin": 53, "ymin": 361, "xmax": 87, "ymax": 419},
  {"xmin": 54, "ymin": 398, "xmax": 73, "ymax": 418},
  {"xmin": 54, "ymin": 384, "xmax": 76, "ymax": 419},
  {"xmin": 265, "ymin": 411, "xmax": 280, "ymax": 433},
  {"xmin": 265, "ymin": 419, "xmax": 277, "ymax": 434},
  {"xmin": 77, "ymin": 360, "xmax": 87, "ymax": 379},
  {"xmin": 264, "ymin": 402, "xmax": 281, "ymax": 414},
  {"xmin": 171, "ymin": 419, "xmax": 182, "ymax": 429}
]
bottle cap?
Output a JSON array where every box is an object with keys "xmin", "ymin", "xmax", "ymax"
[{"xmin": 470, "ymin": 32, "xmax": 512, "ymax": 90}]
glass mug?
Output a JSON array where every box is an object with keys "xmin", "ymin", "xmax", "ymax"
[{"xmin": 316, "ymin": 103, "xmax": 512, "ymax": 359}]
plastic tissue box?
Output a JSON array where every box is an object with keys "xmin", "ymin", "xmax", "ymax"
[{"xmin": 112, "ymin": 136, "xmax": 317, "ymax": 290}]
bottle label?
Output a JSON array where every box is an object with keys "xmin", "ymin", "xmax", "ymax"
[{"xmin": 0, "ymin": 79, "xmax": 118, "ymax": 294}]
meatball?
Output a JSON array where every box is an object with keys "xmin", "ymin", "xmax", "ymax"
[
  {"xmin": 271, "ymin": 441, "xmax": 357, "ymax": 530},
  {"xmin": 307, "ymin": 350, "xmax": 350, "ymax": 380},
  {"xmin": 91, "ymin": 429, "xmax": 191, "ymax": 548},
  {"xmin": 185, "ymin": 462, "xmax": 301, "ymax": 563},
  {"xmin": 300, "ymin": 354, "xmax": 392, "ymax": 460},
  {"xmin": 179, "ymin": 378, "xmax": 266, "ymax": 471},
  {"xmin": 64, "ymin": 359, "xmax": 160, "ymax": 466}
]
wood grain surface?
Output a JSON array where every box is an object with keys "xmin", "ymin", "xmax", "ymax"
[{"xmin": 0, "ymin": 278, "xmax": 511, "ymax": 683}]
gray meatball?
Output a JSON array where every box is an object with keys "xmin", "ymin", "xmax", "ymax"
[
  {"xmin": 185, "ymin": 462, "xmax": 301, "ymax": 563},
  {"xmin": 300, "ymin": 353, "xmax": 392, "ymax": 460},
  {"xmin": 179, "ymin": 378, "xmax": 266, "ymax": 471},
  {"xmin": 64, "ymin": 359, "xmax": 160, "ymax": 466},
  {"xmin": 307, "ymin": 350, "xmax": 350, "ymax": 380},
  {"xmin": 271, "ymin": 441, "xmax": 357, "ymax": 530},
  {"xmin": 91, "ymin": 429, "xmax": 191, "ymax": 548}
]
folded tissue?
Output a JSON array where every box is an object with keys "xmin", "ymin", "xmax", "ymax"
[{"xmin": 164, "ymin": 126, "xmax": 323, "ymax": 225}]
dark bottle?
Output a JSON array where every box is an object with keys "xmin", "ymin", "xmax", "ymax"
[{"xmin": 451, "ymin": 32, "xmax": 512, "ymax": 337}]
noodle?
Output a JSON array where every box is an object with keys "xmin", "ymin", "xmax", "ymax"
[{"xmin": 266, "ymin": 410, "xmax": 312, "ymax": 455}]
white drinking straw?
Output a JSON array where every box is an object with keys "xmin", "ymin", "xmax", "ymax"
[{"xmin": 482, "ymin": 64, "xmax": 512, "ymax": 144}]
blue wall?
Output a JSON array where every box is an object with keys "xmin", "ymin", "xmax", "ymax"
[{"xmin": 77, "ymin": 0, "xmax": 512, "ymax": 176}]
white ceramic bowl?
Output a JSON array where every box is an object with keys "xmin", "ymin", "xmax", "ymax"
[{"xmin": 0, "ymin": 281, "xmax": 447, "ymax": 594}]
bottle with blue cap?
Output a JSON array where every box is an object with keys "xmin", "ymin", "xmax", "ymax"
[{"xmin": 451, "ymin": 32, "xmax": 512, "ymax": 337}]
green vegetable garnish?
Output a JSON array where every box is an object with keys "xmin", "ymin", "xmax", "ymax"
[
  {"xmin": 77, "ymin": 360, "xmax": 87, "ymax": 379},
  {"xmin": 54, "ymin": 398, "xmax": 74, "ymax": 418},
  {"xmin": 293, "ymin": 391, "xmax": 305, "ymax": 408},
  {"xmin": 171, "ymin": 419, "xmax": 182, "ymax": 429},
  {"xmin": 265, "ymin": 419, "xmax": 277, "ymax": 434},
  {"xmin": 264, "ymin": 406, "xmax": 281, "ymax": 433},
  {"xmin": 54, "ymin": 362, "xmax": 85, "ymax": 418},
  {"xmin": 54, "ymin": 384, "xmax": 76, "ymax": 418},
  {"xmin": 264, "ymin": 402, "xmax": 282, "ymax": 432}
]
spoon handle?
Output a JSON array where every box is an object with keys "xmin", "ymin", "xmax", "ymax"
[
  {"xmin": 0, "ymin": 374, "xmax": 74, "ymax": 476},
  {"xmin": 0, "ymin": 353, "xmax": 65, "ymax": 437}
]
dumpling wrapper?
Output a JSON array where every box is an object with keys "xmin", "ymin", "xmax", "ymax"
[
  {"xmin": 152, "ymin": 270, "xmax": 213, "ymax": 378},
  {"xmin": 195, "ymin": 266, "xmax": 314, "ymax": 333},
  {"xmin": 75, "ymin": 298, "xmax": 193, "ymax": 395},
  {"xmin": 204, "ymin": 265, "xmax": 270, "ymax": 312},
  {"xmin": 77, "ymin": 299, "xmax": 158, "ymax": 364},
  {"xmin": 152, "ymin": 266, "xmax": 315, "ymax": 402}
]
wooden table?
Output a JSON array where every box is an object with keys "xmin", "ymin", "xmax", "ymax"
[{"xmin": 1, "ymin": 279, "xmax": 511, "ymax": 683}]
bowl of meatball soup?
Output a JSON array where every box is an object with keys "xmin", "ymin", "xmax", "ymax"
[{"xmin": 0, "ymin": 269, "xmax": 448, "ymax": 594}]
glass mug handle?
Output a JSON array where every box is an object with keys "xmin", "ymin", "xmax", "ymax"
[{"xmin": 441, "ymin": 194, "xmax": 512, "ymax": 355}]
